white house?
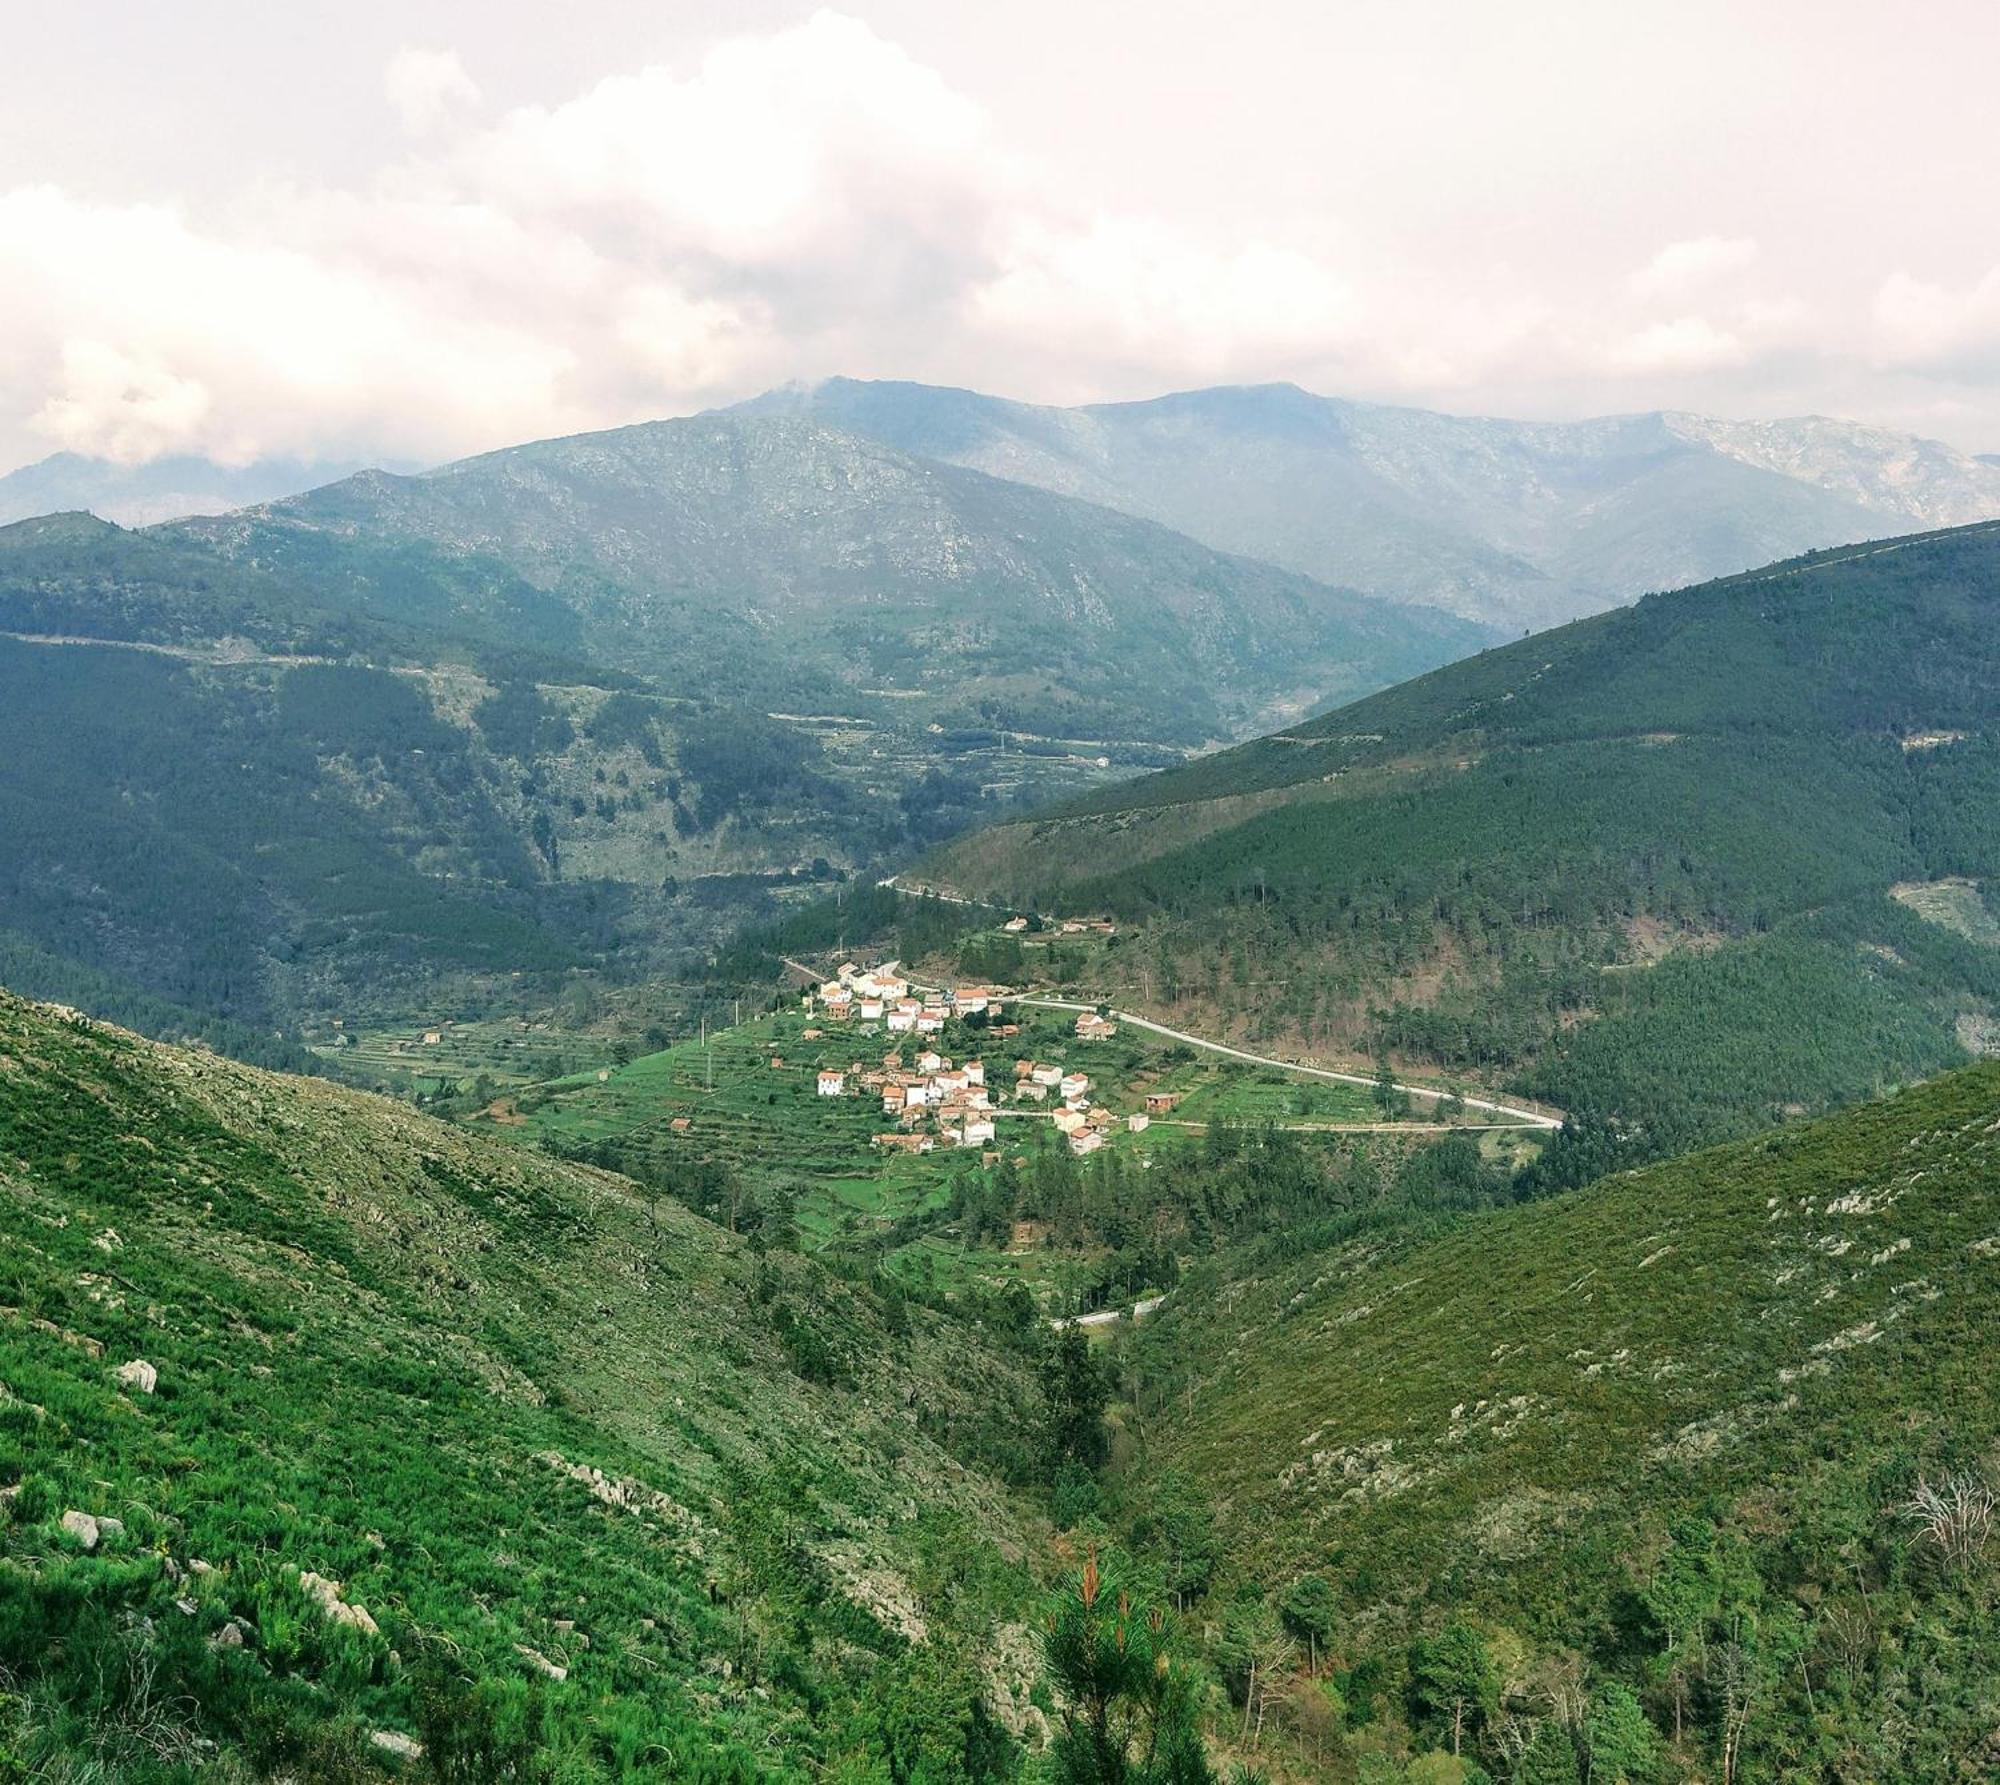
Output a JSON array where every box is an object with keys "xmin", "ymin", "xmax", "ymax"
[
  {"xmin": 817, "ymin": 1071, "xmax": 846, "ymax": 1096},
  {"xmin": 1053, "ymin": 1108, "xmax": 1087, "ymax": 1136},
  {"xmin": 1069, "ymin": 1130, "xmax": 1105, "ymax": 1157},
  {"xmin": 1127, "ymin": 1112, "xmax": 1151, "ymax": 1133},
  {"xmin": 1060, "ymin": 1073, "xmax": 1090, "ymax": 1103},
  {"xmin": 1030, "ymin": 1063, "xmax": 1063, "ymax": 1088},
  {"xmin": 963, "ymin": 1116, "xmax": 996, "ymax": 1147},
  {"xmin": 904, "ymin": 1084, "xmax": 933, "ymax": 1109},
  {"xmin": 963, "ymin": 1059, "xmax": 986, "ymax": 1086}
]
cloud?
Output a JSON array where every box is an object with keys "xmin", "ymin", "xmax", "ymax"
[
  {"xmin": 1630, "ymin": 236, "xmax": 1759, "ymax": 302},
  {"xmin": 385, "ymin": 47, "xmax": 481, "ymax": 134},
  {"xmin": 1873, "ymin": 267, "xmax": 2000, "ymax": 383},
  {"xmin": 0, "ymin": 12, "xmax": 1976, "ymax": 470},
  {"xmin": 0, "ymin": 184, "xmax": 575, "ymax": 466},
  {"xmin": 1607, "ymin": 315, "xmax": 1750, "ymax": 376}
]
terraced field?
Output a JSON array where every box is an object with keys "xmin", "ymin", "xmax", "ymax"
[
  {"xmin": 497, "ymin": 999, "xmax": 1472, "ymax": 1271},
  {"xmin": 314, "ymin": 1014, "xmax": 616, "ymax": 1095}
]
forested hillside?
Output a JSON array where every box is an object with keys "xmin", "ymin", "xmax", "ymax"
[
  {"xmin": 0, "ymin": 514, "xmax": 1033, "ymax": 1043},
  {"xmin": 932, "ymin": 524, "xmax": 2000, "ymax": 1172},
  {"xmin": 1106, "ymin": 1061, "xmax": 2000, "ymax": 1781},
  {"xmin": 0, "ymin": 990, "xmax": 1049, "ymax": 1778}
]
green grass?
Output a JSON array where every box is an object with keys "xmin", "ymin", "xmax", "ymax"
[{"xmin": 0, "ymin": 991, "xmax": 1046, "ymax": 1778}]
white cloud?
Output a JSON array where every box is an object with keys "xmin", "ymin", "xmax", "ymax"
[
  {"xmin": 1607, "ymin": 315, "xmax": 1750, "ymax": 376},
  {"xmin": 0, "ymin": 13, "xmax": 1984, "ymax": 471},
  {"xmin": 385, "ymin": 47, "xmax": 481, "ymax": 134},
  {"xmin": 1873, "ymin": 267, "xmax": 2000, "ymax": 382},
  {"xmin": 1630, "ymin": 236, "xmax": 1759, "ymax": 302}
]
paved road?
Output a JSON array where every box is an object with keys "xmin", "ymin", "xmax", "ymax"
[{"xmin": 1011, "ymin": 994, "xmax": 1562, "ymax": 1129}]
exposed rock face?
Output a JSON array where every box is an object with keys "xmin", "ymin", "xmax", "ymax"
[{"xmin": 370, "ymin": 1730, "xmax": 424, "ymax": 1761}]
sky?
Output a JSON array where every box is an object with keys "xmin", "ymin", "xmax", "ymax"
[{"xmin": 3, "ymin": 0, "xmax": 1998, "ymax": 474}]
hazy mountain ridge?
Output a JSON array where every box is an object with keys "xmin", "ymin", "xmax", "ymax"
[
  {"xmin": 741, "ymin": 378, "xmax": 2000, "ymax": 627},
  {"xmin": 0, "ymin": 449, "xmax": 386, "ymax": 528}
]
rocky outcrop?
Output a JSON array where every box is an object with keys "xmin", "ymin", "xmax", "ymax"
[{"xmin": 298, "ymin": 1570, "xmax": 381, "ymax": 1637}]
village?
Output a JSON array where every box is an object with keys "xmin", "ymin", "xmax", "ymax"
[{"xmin": 805, "ymin": 959, "xmax": 1163, "ymax": 1159}]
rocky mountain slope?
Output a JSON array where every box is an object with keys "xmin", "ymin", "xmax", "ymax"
[
  {"xmin": 741, "ymin": 378, "xmax": 2000, "ymax": 629},
  {"xmin": 0, "ymin": 989, "xmax": 1047, "ymax": 1776},
  {"xmin": 176, "ymin": 412, "xmax": 1486, "ymax": 746}
]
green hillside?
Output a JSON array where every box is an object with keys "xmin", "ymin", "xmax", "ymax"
[
  {"xmin": 0, "ymin": 990, "xmax": 1048, "ymax": 1778},
  {"xmin": 932, "ymin": 524, "xmax": 2000, "ymax": 1173},
  {"xmin": 1115, "ymin": 1060, "xmax": 2000, "ymax": 1781}
]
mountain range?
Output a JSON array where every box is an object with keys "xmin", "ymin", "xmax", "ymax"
[
  {"xmin": 11, "ymin": 379, "xmax": 2000, "ymax": 1785},
  {"xmin": 0, "ymin": 449, "xmax": 384, "ymax": 528},
  {"xmin": 4, "ymin": 380, "xmax": 1998, "ymax": 1067},
  {"xmin": 740, "ymin": 378, "xmax": 2000, "ymax": 628}
]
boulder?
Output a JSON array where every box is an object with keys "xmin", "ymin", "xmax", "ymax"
[
  {"xmin": 370, "ymin": 1730, "xmax": 424, "ymax": 1762},
  {"xmin": 60, "ymin": 1510, "xmax": 100, "ymax": 1550},
  {"xmin": 116, "ymin": 1359, "xmax": 158, "ymax": 1395},
  {"xmin": 513, "ymin": 1644, "xmax": 568, "ymax": 1682},
  {"xmin": 298, "ymin": 1570, "xmax": 382, "ymax": 1637}
]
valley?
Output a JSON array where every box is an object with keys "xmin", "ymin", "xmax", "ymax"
[
  {"xmin": 15, "ymin": 10, "xmax": 2000, "ymax": 1779},
  {"xmin": 6, "ymin": 414, "xmax": 2000, "ymax": 1785}
]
